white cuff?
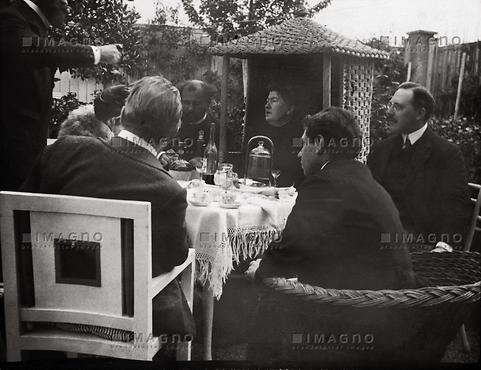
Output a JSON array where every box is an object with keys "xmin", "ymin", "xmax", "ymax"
[
  {"xmin": 431, "ymin": 241, "xmax": 453, "ymax": 253},
  {"xmin": 90, "ymin": 46, "xmax": 101, "ymax": 65}
]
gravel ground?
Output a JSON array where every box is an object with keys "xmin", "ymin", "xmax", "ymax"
[{"xmin": 192, "ymin": 328, "xmax": 479, "ymax": 362}]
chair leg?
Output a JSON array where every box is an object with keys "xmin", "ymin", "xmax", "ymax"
[
  {"xmin": 176, "ymin": 341, "xmax": 191, "ymax": 361},
  {"xmin": 201, "ymin": 286, "xmax": 214, "ymax": 360},
  {"xmin": 460, "ymin": 324, "xmax": 471, "ymax": 353},
  {"xmin": 6, "ymin": 346, "xmax": 21, "ymax": 362}
]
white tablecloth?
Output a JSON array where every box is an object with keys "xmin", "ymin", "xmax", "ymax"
[{"xmin": 184, "ymin": 187, "xmax": 295, "ymax": 298}]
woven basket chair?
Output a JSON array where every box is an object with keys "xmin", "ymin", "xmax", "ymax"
[{"xmin": 251, "ymin": 251, "xmax": 480, "ymax": 364}]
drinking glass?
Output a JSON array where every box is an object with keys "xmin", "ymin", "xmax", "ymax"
[
  {"xmin": 271, "ymin": 169, "xmax": 281, "ymax": 187},
  {"xmin": 194, "ymin": 158, "xmax": 207, "ymax": 186}
]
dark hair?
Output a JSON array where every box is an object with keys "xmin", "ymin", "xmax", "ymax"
[
  {"xmin": 177, "ymin": 80, "xmax": 216, "ymax": 102},
  {"xmin": 302, "ymin": 107, "xmax": 361, "ymax": 158},
  {"xmin": 398, "ymin": 82, "xmax": 435, "ymax": 121},
  {"xmin": 94, "ymin": 85, "xmax": 130, "ymax": 123},
  {"xmin": 267, "ymin": 81, "xmax": 296, "ymax": 109}
]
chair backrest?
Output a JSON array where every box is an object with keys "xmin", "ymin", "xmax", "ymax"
[
  {"xmin": 464, "ymin": 183, "xmax": 481, "ymax": 251},
  {"xmin": 0, "ymin": 191, "xmax": 154, "ymax": 341}
]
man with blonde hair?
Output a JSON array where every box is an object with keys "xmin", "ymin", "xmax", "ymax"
[{"xmin": 21, "ymin": 76, "xmax": 195, "ymax": 344}]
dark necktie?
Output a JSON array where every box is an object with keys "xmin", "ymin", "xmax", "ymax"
[{"xmin": 402, "ymin": 137, "xmax": 412, "ymax": 150}]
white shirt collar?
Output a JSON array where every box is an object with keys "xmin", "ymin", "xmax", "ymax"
[
  {"xmin": 24, "ymin": 0, "xmax": 51, "ymax": 29},
  {"xmin": 117, "ymin": 130, "xmax": 158, "ymax": 158},
  {"xmin": 403, "ymin": 123, "xmax": 428, "ymax": 145}
]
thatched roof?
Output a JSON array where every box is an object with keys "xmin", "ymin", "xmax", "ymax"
[{"xmin": 209, "ymin": 17, "xmax": 388, "ymax": 59}]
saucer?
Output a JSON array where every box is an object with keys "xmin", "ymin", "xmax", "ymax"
[
  {"xmin": 189, "ymin": 199, "xmax": 210, "ymax": 207},
  {"xmin": 219, "ymin": 202, "xmax": 241, "ymax": 209}
]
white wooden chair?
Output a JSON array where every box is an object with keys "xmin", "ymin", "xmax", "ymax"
[{"xmin": 0, "ymin": 191, "xmax": 195, "ymax": 361}]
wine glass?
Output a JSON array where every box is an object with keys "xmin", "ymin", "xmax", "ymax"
[
  {"xmin": 194, "ymin": 158, "xmax": 207, "ymax": 185},
  {"xmin": 271, "ymin": 169, "xmax": 281, "ymax": 187}
]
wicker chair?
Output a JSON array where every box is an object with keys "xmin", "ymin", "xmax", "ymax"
[{"xmin": 254, "ymin": 251, "xmax": 480, "ymax": 364}]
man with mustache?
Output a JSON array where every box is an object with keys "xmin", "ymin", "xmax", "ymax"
[{"xmin": 368, "ymin": 82, "xmax": 471, "ymax": 250}]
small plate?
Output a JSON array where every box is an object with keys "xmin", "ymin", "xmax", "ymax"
[
  {"xmin": 242, "ymin": 179, "xmax": 267, "ymax": 187},
  {"xmin": 189, "ymin": 199, "xmax": 210, "ymax": 207},
  {"xmin": 219, "ymin": 202, "xmax": 241, "ymax": 209}
]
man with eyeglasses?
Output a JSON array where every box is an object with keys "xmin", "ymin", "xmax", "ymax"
[{"xmin": 368, "ymin": 82, "xmax": 471, "ymax": 251}]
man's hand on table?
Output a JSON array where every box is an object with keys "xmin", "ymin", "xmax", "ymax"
[
  {"xmin": 245, "ymin": 258, "xmax": 262, "ymax": 280},
  {"xmin": 158, "ymin": 150, "xmax": 179, "ymax": 169}
]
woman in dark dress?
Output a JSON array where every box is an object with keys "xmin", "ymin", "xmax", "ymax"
[{"xmin": 256, "ymin": 82, "xmax": 305, "ymax": 187}]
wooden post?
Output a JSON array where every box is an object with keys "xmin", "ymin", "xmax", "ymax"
[
  {"xmin": 338, "ymin": 58, "xmax": 345, "ymax": 107},
  {"xmin": 406, "ymin": 62, "xmax": 412, "ymax": 82},
  {"xmin": 322, "ymin": 54, "xmax": 332, "ymax": 108},
  {"xmin": 454, "ymin": 52, "xmax": 466, "ymax": 120},
  {"xmin": 426, "ymin": 43, "xmax": 436, "ymax": 91},
  {"xmin": 219, "ymin": 55, "xmax": 229, "ymax": 164},
  {"xmin": 431, "ymin": 44, "xmax": 439, "ymax": 98},
  {"xmin": 241, "ymin": 59, "xmax": 249, "ymax": 152},
  {"xmin": 440, "ymin": 49, "xmax": 446, "ymax": 90}
]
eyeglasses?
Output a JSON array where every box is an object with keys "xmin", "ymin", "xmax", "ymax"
[{"xmin": 387, "ymin": 102, "xmax": 407, "ymax": 111}]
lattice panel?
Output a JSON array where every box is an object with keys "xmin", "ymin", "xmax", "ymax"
[{"xmin": 342, "ymin": 58, "xmax": 374, "ymax": 163}]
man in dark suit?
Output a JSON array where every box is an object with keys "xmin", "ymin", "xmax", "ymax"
[
  {"xmin": 21, "ymin": 76, "xmax": 194, "ymax": 339},
  {"xmin": 0, "ymin": 0, "xmax": 122, "ymax": 191},
  {"xmin": 251, "ymin": 107, "xmax": 416, "ymax": 289},
  {"xmin": 247, "ymin": 107, "xmax": 417, "ymax": 361},
  {"xmin": 368, "ymin": 82, "xmax": 471, "ymax": 250},
  {"xmin": 173, "ymin": 80, "xmax": 218, "ymax": 162}
]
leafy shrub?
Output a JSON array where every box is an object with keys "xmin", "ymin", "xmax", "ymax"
[
  {"xmin": 49, "ymin": 93, "xmax": 85, "ymax": 139},
  {"xmin": 202, "ymin": 66, "xmax": 245, "ymax": 152},
  {"xmin": 430, "ymin": 116, "xmax": 481, "ymax": 184}
]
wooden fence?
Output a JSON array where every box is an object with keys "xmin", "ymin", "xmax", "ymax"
[
  {"xmin": 52, "ymin": 71, "xmax": 102, "ymax": 103},
  {"xmin": 428, "ymin": 41, "xmax": 481, "ymax": 116},
  {"xmin": 51, "ymin": 24, "xmax": 224, "ymax": 103},
  {"xmin": 52, "ymin": 57, "xmax": 223, "ymax": 103}
]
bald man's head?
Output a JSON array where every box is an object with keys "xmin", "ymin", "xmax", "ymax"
[{"xmin": 177, "ymin": 80, "xmax": 216, "ymax": 124}]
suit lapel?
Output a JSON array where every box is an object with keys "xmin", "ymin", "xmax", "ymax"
[
  {"xmin": 17, "ymin": 1, "xmax": 49, "ymax": 37},
  {"xmin": 373, "ymin": 135, "xmax": 398, "ymax": 181},
  {"xmin": 404, "ymin": 128, "xmax": 433, "ymax": 187}
]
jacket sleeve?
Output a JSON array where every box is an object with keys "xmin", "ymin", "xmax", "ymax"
[
  {"xmin": 437, "ymin": 146, "xmax": 471, "ymax": 247},
  {"xmin": 19, "ymin": 142, "xmax": 56, "ymax": 193},
  {"xmin": 0, "ymin": 14, "xmax": 95, "ymax": 68},
  {"xmin": 256, "ymin": 184, "xmax": 343, "ymax": 280},
  {"xmin": 151, "ymin": 186, "xmax": 189, "ymax": 276},
  {"xmin": 367, "ymin": 142, "xmax": 382, "ymax": 183}
]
